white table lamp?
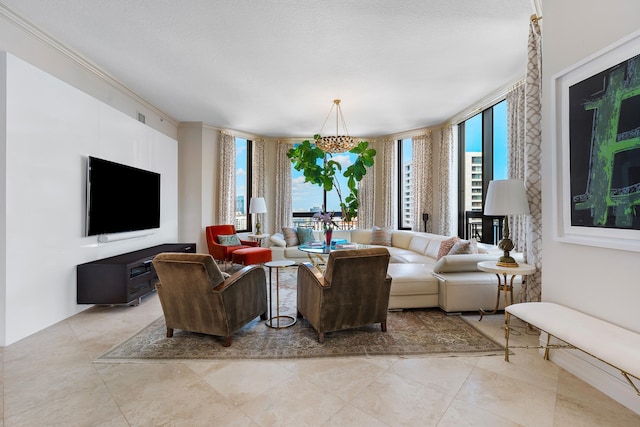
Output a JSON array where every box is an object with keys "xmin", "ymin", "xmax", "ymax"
[
  {"xmin": 484, "ymin": 179, "xmax": 530, "ymax": 267},
  {"xmin": 249, "ymin": 197, "xmax": 267, "ymax": 235}
]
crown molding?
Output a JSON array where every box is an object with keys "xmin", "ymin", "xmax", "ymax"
[{"xmin": 0, "ymin": 2, "xmax": 178, "ymax": 127}]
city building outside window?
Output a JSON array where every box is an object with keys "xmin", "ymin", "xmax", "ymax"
[
  {"xmin": 234, "ymin": 137, "xmax": 252, "ymax": 231},
  {"xmin": 398, "ymin": 138, "xmax": 413, "ymax": 230},
  {"xmin": 458, "ymin": 99, "xmax": 507, "ymax": 242}
]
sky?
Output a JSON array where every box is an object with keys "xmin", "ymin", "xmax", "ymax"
[{"xmin": 465, "ymin": 99, "xmax": 507, "ymax": 180}]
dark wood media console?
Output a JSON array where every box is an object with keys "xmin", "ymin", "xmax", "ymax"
[{"xmin": 77, "ymin": 243, "xmax": 196, "ymax": 305}]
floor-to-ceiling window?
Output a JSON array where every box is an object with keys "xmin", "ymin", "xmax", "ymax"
[
  {"xmin": 235, "ymin": 137, "xmax": 252, "ymax": 232},
  {"xmin": 397, "ymin": 138, "xmax": 413, "ymax": 230},
  {"xmin": 291, "ymin": 145, "xmax": 359, "ymax": 229},
  {"xmin": 457, "ymin": 100, "xmax": 507, "ymax": 243}
]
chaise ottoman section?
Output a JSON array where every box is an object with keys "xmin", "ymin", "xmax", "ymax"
[
  {"xmin": 387, "ymin": 263, "xmax": 439, "ymax": 309},
  {"xmin": 232, "ymin": 247, "xmax": 272, "ymax": 266},
  {"xmin": 434, "ymin": 271, "xmax": 523, "ymax": 313}
]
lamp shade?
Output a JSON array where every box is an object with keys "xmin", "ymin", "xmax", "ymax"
[
  {"xmin": 484, "ymin": 179, "xmax": 530, "ymax": 216},
  {"xmin": 249, "ymin": 197, "xmax": 267, "ymax": 214}
]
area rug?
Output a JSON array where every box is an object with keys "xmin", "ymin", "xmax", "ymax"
[{"xmin": 97, "ymin": 268, "xmax": 504, "ymax": 361}]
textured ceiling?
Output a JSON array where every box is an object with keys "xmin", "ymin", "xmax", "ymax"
[{"xmin": 1, "ymin": 0, "xmax": 533, "ymax": 138}]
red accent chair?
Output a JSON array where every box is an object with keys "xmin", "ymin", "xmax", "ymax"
[{"xmin": 206, "ymin": 225, "xmax": 258, "ymax": 269}]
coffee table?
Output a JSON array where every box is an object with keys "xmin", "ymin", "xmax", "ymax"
[
  {"xmin": 298, "ymin": 244, "xmax": 330, "ymax": 268},
  {"xmin": 299, "ymin": 243, "xmax": 368, "ymax": 269},
  {"xmin": 264, "ymin": 260, "xmax": 296, "ymax": 328}
]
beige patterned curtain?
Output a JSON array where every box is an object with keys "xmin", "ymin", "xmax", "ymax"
[
  {"xmin": 411, "ymin": 132, "xmax": 433, "ymax": 232},
  {"xmin": 275, "ymin": 141, "xmax": 293, "ymax": 229},
  {"xmin": 379, "ymin": 139, "xmax": 396, "ymax": 228},
  {"xmin": 523, "ymin": 16, "xmax": 543, "ymax": 303},
  {"xmin": 217, "ymin": 131, "xmax": 236, "ymax": 224},
  {"xmin": 251, "ymin": 138, "xmax": 266, "ymax": 231},
  {"xmin": 438, "ymin": 125, "xmax": 455, "ymax": 236},
  {"xmin": 357, "ymin": 139, "xmax": 376, "ymax": 229},
  {"xmin": 252, "ymin": 139, "xmax": 266, "ymax": 199},
  {"xmin": 507, "ymin": 82, "xmax": 526, "ymax": 251}
]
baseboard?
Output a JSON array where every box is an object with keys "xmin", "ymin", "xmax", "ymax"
[{"xmin": 541, "ymin": 333, "xmax": 640, "ymax": 416}]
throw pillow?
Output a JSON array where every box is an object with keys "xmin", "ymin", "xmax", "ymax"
[
  {"xmin": 370, "ymin": 226, "xmax": 392, "ymax": 246},
  {"xmin": 282, "ymin": 227, "xmax": 299, "ymax": 247},
  {"xmin": 269, "ymin": 233, "xmax": 286, "ymax": 247},
  {"xmin": 436, "ymin": 236, "xmax": 460, "ymax": 259},
  {"xmin": 296, "ymin": 227, "xmax": 315, "ymax": 245},
  {"xmin": 447, "ymin": 239, "xmax": 478, "ymax": 255},
  {"xmin": 218, "ymin": 234, "xmax": 241, "ymax": 246}
]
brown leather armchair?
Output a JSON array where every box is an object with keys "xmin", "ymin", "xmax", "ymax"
[
  {"xmin": 152, "ymin": 252, "xmax": 267, "ymax": 347},
  {"xmin": 296, "ymin": 247, "xmax": 392, "ymax": 343},
  {"xmin": 205, "ymin": 225, "xmax": 258, "ymax": 269}
]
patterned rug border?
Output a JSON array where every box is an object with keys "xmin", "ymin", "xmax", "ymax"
[{"xmin": 95, "ymin": 310, "xmax": 505, "ymax": 362}]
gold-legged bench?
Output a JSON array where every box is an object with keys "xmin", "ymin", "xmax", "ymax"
[{"xmin": 505, "ymin": 302, "xmax": 640, "ymax": 396}]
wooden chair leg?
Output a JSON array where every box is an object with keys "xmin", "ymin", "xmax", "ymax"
[
  {"xmin": 318, "ymin": 332, "xmax": 325, "ymax": 343},
  {"xmin": 297, "ymin": 310, "xmax": 303, "ymax": 319},
  {"xmin": 166, "ymin": 328, "xmax": 174, "ymax": 337},
  {"xmin": 223, "ymin": 336, "xmax": 232, "ymax": 347},
  {"xmin": 260, "ymin": 312, "xmax": 267, "ymax": 320},
  {"xmin": 381, "ymin": 321, "xmax": 387, "ymax": 332}
]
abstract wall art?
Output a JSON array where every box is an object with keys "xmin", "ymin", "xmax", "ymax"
[{"xmin": 553, "ymin": 30, "xmax": 640, "ymax": 251}]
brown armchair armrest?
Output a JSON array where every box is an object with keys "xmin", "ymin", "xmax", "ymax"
[
  {"xmin": 298, "ymin": 262, "xmax": 330, "ymax": 288},
  {"xmin": 214, "ymin": 265, "xmax": 261, "ymax": 292}
]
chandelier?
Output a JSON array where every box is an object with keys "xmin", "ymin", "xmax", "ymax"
[{"xmin": 314, "ymin": 99, "xmax": 360, "ymax": 153}]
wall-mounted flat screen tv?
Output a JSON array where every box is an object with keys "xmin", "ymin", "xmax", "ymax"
[{"xmin": 86, "ymin": 156, "xmax": 161, "ymax": 236}]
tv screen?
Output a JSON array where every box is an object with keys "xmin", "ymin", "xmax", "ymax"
[{"xmin": 86, "ymin": 156, "xmax": 161, "ymax": 236}]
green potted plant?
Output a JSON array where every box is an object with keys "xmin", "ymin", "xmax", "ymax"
[{"xmin": 287, "ymin": 136, "xmax": 376, "ymax": 223}]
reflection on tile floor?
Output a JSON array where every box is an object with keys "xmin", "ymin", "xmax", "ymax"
[{"xmin": 2, "ymin": 293, "xmax": 639, "ymax": 426}]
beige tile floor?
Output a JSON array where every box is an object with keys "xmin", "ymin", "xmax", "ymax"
[{"xmin": 2, "ymin": 293, "xmax": 640, "ymax": 427}]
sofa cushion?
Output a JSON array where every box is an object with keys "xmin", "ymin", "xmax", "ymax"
[
  {"xmin": 432, "ymin": 254, "xmax": 498, "ymax": 273},
  {"xmin": 425, "ymin": 239, "xmax": 443, "ymax": 259},
  {"xmin": 408, "ymin": 235, "xmax": 431, "ymax": 254},
  {"xmin": 437, "ymin": 236, "xmax": 461, "ymax": 259},
  {"xmin": 349, "ymin": 229, "xmax": 372, "ymax": 244},
  {"xmin": 370, "ymin": 226, "xmax": 392, "ymax": 246},
  {"xmin": 387, "ymin": 264, "xmax": 439, "ymax": 295},
  {"xmin": 270, "ymin": 233, "xmax": 286, "ymax": 247},
  {"xmin": 390, "ymin": 230, "xmax": 415, "ymax": 249},
  {"xmin": 392, "ymin": 253, "xmax": 436, "ymax": 264},
  {"xmin": 282, "ymin": 227, "xmax": 299, "ymax": 247}
]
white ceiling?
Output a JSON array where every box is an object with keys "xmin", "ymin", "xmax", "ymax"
[{"xmin": 2, "ymin": 0, "xmax": 534, "ymax": 138}]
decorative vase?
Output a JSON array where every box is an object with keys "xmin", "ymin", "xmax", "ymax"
[{"xmin": 325, "ymin": 229, "xmax": 333, "ymax": 247}]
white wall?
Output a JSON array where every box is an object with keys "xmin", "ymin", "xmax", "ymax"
[
  {"xmin": 541, "ymin": 0, "xmax": 640, "ymax": 413},
  {"xmin": 1, "ymin": 53, "xmax": 178, "ymax": 345},
  {"xmin": 0, "ymin": 8, "xmax": 177, "ymax": 140},
  {"xmin": 177, "ymin": 122, "xmax": 219, "ymax": 251}
]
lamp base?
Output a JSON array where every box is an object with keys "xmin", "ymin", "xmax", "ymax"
[{"xmin": 497, "ymin": 254, "xmax": 519, "ymax": 268}]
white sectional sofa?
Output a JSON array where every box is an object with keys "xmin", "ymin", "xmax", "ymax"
[{"xmin": 269, "ymin": 228, "xmax": 523, "ymax": 313}]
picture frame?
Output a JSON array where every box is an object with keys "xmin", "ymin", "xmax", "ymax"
[{"xmin": 552, "ymin": 30, "xmax": 640, "ymax": 252}]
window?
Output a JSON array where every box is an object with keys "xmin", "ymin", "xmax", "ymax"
[
  {"xmin": 290, "ymin": 145, "xmax": 359, "ymax": 229},
  {"xmin": 234, "ymin": 137, "xmax": 252, "ymax": 232},
  {"xmin": 397, "ymin": 138, "xmax": 413, "ymax": 229},
  {"xmin": 458, "ymin": 99, "xmax": 508, "ymax": 242}
]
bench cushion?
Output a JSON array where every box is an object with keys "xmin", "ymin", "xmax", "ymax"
[{"xmin": 507, "ymin": 302, "xmax": 640, "ymax": 379}]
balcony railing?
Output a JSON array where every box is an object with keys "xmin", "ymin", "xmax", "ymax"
[
  {"xmin": 464, "ymin": 211, "xmax": 503, "ymax": 245},
  {"xmin": 292, "ymin": 213, "xmax": 358, "ymax": 231}
]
